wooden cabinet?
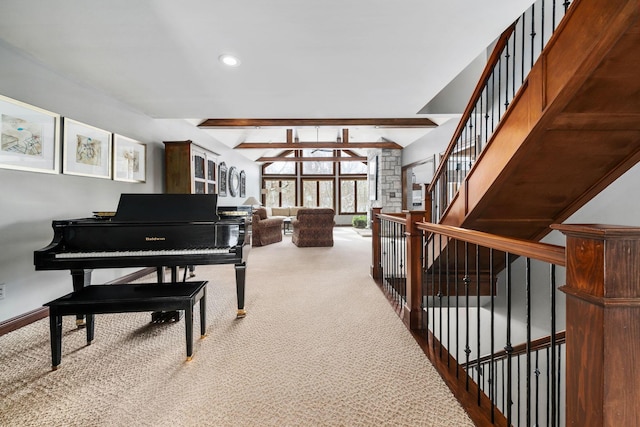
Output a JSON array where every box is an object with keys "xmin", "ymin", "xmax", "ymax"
[{"xmin": 164, "ymin": 140, "xmax": 218, "ymax": 194}]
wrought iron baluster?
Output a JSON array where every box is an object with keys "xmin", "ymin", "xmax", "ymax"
[
  {"xmin": 517, "ymin": 355, "xmax": 522, "ymax": 426},
  {"xmin": 392, "ymin": 222, "xmax": 398, "ymax": 303},
  {"xmin": 504, "ymin": 37, "xmax": 510, "ymax": 111},
  {"xmin": 431, "ymin": 232, "xmax": 436, "ymax": 351},
  {"xmin": 400, "ymin": 223, "xmax": 405, "ymax": 304},
  {"xmin": 478, "ymin": 92, "xmax": 483, "ymax": 155},
  {"xmin": 497, "ymin": 56, "xmax": 502, "ymax": 120},
  {"xmin": 550, "ymin": 264, "xmax": 557, "ymax": 426},
  {"xmin": 491, "ymin": 69, "xmax": 496, "ymax": 133},
  {"xmin": 521, "ymin": 12, "xmax": 526, "ymax": 84},
  {"xmin": 535, "ymin": 350, "xmax": 541, "ymax": 427},
  {"xmin": 546, "ymin": 346, "xmax": 551, "ymax": 427},
  {"xmin": 484, "ymin": 84, "xmax": 490, "ymax": 150},
  {"xmin": 421, "ymin": 233, "xmax": 428, "ymax": 331},
  {"xmin": 557, "ymin": 343, "xmax": 563, "ymax": 426},
  {"xmin": 489, "ymin": 248, "xmax": 496, "ymax": 423},
  {"xmin": 476, "ymin": 244, "xmax": 482, "ymax": 404},
  {"xmin": 464, "ymin": 241, "xmax": 471, "ymax": 390},
  {"xmin": 526, "ymin": 258, "xmax": 532, "ymax": 427},
  {"xmin": 541, "ymin": 0, "xmax": 546, "ymax": 52},
  {"xmin": 455, "ymin": 237, "xmax": 460, "ymax": 378},
  {"xmin": 445, "ymin": 231, "xmax": 451, "ymax": 367},
  {"xmin": 438, "ymin": 232, "xmax": 443, "ymax": 357},
  {"xmin": 511, "ymin": 32, "xmax": 516, "ymax": 101},
  {"xmin": 531, "ymin": 4, "xmax": 537, "ymax": 69},
  {"xmin": 505, "ymin": 251, "xmax": 513, "ymax": 425}
]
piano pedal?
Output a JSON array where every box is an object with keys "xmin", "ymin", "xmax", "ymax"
[{"xmin": 151, "ymin": 310, "xmax": 183, "ymax": 324}]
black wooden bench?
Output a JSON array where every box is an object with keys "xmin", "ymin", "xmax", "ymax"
[{"xmin": 44, "ymin": 281, "xmax": 207, "ymax": 370}]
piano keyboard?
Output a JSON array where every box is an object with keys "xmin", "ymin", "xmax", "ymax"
[{"xmin": 55, "ymin": 248, "xmax": 231, "ymax": 259}]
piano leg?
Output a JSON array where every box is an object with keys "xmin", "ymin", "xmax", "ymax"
[
  {"xmin": 235, "ymin": 262, "xmax": 247, "ymax": 318},
  {"xmin": 49, "ymin": 309, "xmax": 62, "ymax": 370},
  {"xmin": 70, "ymin": 269, "xmax": 92, "ymax": 328},
  {"xmin": 155, "ymin": 266, "xmax": 179, "ymax": 283}
]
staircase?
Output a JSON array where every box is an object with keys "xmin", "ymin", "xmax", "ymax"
[{"xmin": 436, "ymin": 0, "xmax": 640, "ymax": 241}]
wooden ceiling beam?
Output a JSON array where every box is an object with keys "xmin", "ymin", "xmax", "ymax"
[
  {"xmin": 235, "ymin": 141, "xmax": 402, "ymax": 149},
  {"xmin": 256, "ymin": 156, "xmax": 367, "ymax": 162},
  {"xmin": 342, "ymin": 149, "xmax": 363, "ymax": 158},
  {"xmin": 198, "ymin": 118, "xmax": 437, "ymax": 128}
]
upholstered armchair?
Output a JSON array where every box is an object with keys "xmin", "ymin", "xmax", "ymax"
[
  {"xmin": 291, "ymin": 208, "xmax": 335, "ymax": 247},
  {"xmin": 252, "ymin": 207, "xmax": 284, "ymax": 247}
]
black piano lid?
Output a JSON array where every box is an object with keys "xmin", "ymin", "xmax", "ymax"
[{"xmin": 113, "ymin": 193, "xmax": 220, "ymax": 222}]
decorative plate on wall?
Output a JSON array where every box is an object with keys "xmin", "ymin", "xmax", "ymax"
[
  {"xmin": 218, "ymin": 162, "xmax": 227, "ymax": 196},
  {"xmin": 228, "ymin": 166, "xmax": 239, "ymax": 197},
  {"xmin": 239, "ymin": 170, "xmax": 246, "ymax": 197}
]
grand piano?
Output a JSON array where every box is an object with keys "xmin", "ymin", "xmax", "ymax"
[{"xmin": 34, "ymin": 193, "xmax": 250, "ymax": 320}]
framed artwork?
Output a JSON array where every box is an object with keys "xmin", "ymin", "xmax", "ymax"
[
  {"xmin": 369, "ymin": 155, "xmax": 378, "ymax": 201},
  {"xmin": 218, "ymin": 161, "xmax": 227, "ymax": 196},
  {"xmin": 113, "ymin": 134, "xmax": 146, "ymax": 182},
  {"xmin": 239, "ymin": 170, "xmax": 246, "ymax": 198},
  {"xmin": 228, "ymin": 166, "xmax": 239, "ymax": 197},
  {"xmin": 0, "ymin": 94, "xmax": 60, "ymax": 174},
  {"xmin": 63, "ymin": 118, "xmax": 112, "ymax": 179}
]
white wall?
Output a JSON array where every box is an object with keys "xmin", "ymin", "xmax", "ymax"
[
  {"xmin": 402, "ymin": 118, "xmax": 459, "ymax": 168},
  {"xmin": 0, "ymin": 42, "xmax": 259, "ymax": 322}
]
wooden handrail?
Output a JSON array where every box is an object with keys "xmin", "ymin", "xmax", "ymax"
[
  {"xmin": 417, "ymin": 222, "xmax": 566, "ymax": 266},
  {"xmin": 465, "ymin": 331, "xmax": 567, "ymax": 368},
  {"xmin": 377, "ymin": 212, "xmax": 406, "ymax": 225},
  {"xmin": 428, "ymin": 23, "xmax": 518, "ymax": 194}
]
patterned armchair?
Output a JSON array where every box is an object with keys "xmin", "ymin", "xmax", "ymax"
[
  {"xmin": 252, "ymin": 208, "xmax": 283, "ymax": 247},
  {"xmin": 291, "ymin": 208, "xmax": 335, "ymax": 247}
]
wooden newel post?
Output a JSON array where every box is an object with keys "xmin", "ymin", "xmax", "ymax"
[
  {"xmin": 423, "ymin": 185, "xmax": 432, "ymax": 222},
  {"xmin": 370, "ymin": 207, "xmax": 382, "ymax": 281},
  {"xmin": 404, "ymin": 210, "xmax": 425, "ymax": 330},
  {"xmin": 551, "ymin": 224, "xmax": 640, "ymax": 427}
]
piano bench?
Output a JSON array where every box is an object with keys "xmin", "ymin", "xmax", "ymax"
[{"xmin": 44, "ymin": 281, "xmax": 208, "ymax": 371}]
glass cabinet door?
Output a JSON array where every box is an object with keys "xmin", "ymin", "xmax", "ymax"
[
  {"xmin": 192, "ymin": 147, "xmax": 217, "ymax": 195},
  {"xmin": 193, "ymin": 154, "xmax": 205, "ymax": 179}
]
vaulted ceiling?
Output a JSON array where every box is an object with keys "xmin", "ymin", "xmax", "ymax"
[{"xmin": 0, "ymin": 0, "xmax": 535, "ymax": 162}]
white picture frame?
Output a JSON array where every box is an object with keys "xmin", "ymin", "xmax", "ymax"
[
  {"xmin": 113, "ymin": 134, "xmax": 146, "ymax": 182},
  {"xmin": 62, "ymin": 118, "xmax": 112, "ymax": 179},
  {"xmin": 0, "ymin": 94, "xmax": 60, "ymax": 174}
]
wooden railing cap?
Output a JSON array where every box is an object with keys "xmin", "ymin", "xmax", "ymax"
[{"xmin": 551, "ymin": 223, "xmax": 640, "ymax": 239}]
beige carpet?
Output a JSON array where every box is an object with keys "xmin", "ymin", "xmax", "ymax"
[{"xmin": 0, "ymin": 228, "xmax": 473, "ymax": 427}]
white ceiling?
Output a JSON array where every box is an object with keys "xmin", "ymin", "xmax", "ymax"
[{"xmin": 0, "ymin": 0, "xmax": 534, "ymax": 161}]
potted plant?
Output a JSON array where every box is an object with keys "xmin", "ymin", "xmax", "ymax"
[{"xmin": 352, "ymin": 215, "xmax": 367, "ymax": 229}]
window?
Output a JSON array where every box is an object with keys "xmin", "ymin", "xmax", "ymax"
[
  {"xmin": 339, "ymin": 157, "xmax": 368, "ymax": 175},
  {"xmin": 263, "ymin": 179, "xmax": 296, "ymax": 207},
  {"xmin": 340, "ymin": 178, "xmax": 368, "ymax": 214},
  {"xmin": 302, "ymin": 179, "xmax": 334, "ymax": 208},
  {"xmin": 264, "ymin": 161, "xmax": 296, "ymax": 175},
  {"xmin": 261, "ymin": 149, "xmax": 369, "ymax": 214},
  {"xmin": 302, "ymin": 149, "xmax": 334, "ymax": 175}
]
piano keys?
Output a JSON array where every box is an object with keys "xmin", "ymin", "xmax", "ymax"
[{"xmin": 34, "ymin": 193, "xmax": 250, "ymax": 318}]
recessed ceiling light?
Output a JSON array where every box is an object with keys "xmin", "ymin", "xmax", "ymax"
[{"xmin": 219, "ymin": 54, "xmax": 240, "ymax": 67}]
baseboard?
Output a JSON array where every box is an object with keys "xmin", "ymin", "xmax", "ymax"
[
  {"xmin": 0, "ymin": 267, "xmax": 156, "ymax": 337},
  {"xmin": 105, "ymin": 267, "xmax": 156, "ymax": 284},
  {"xmin": 0, "ymin": 307, "xmax": 49, "ymax": 337}
]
